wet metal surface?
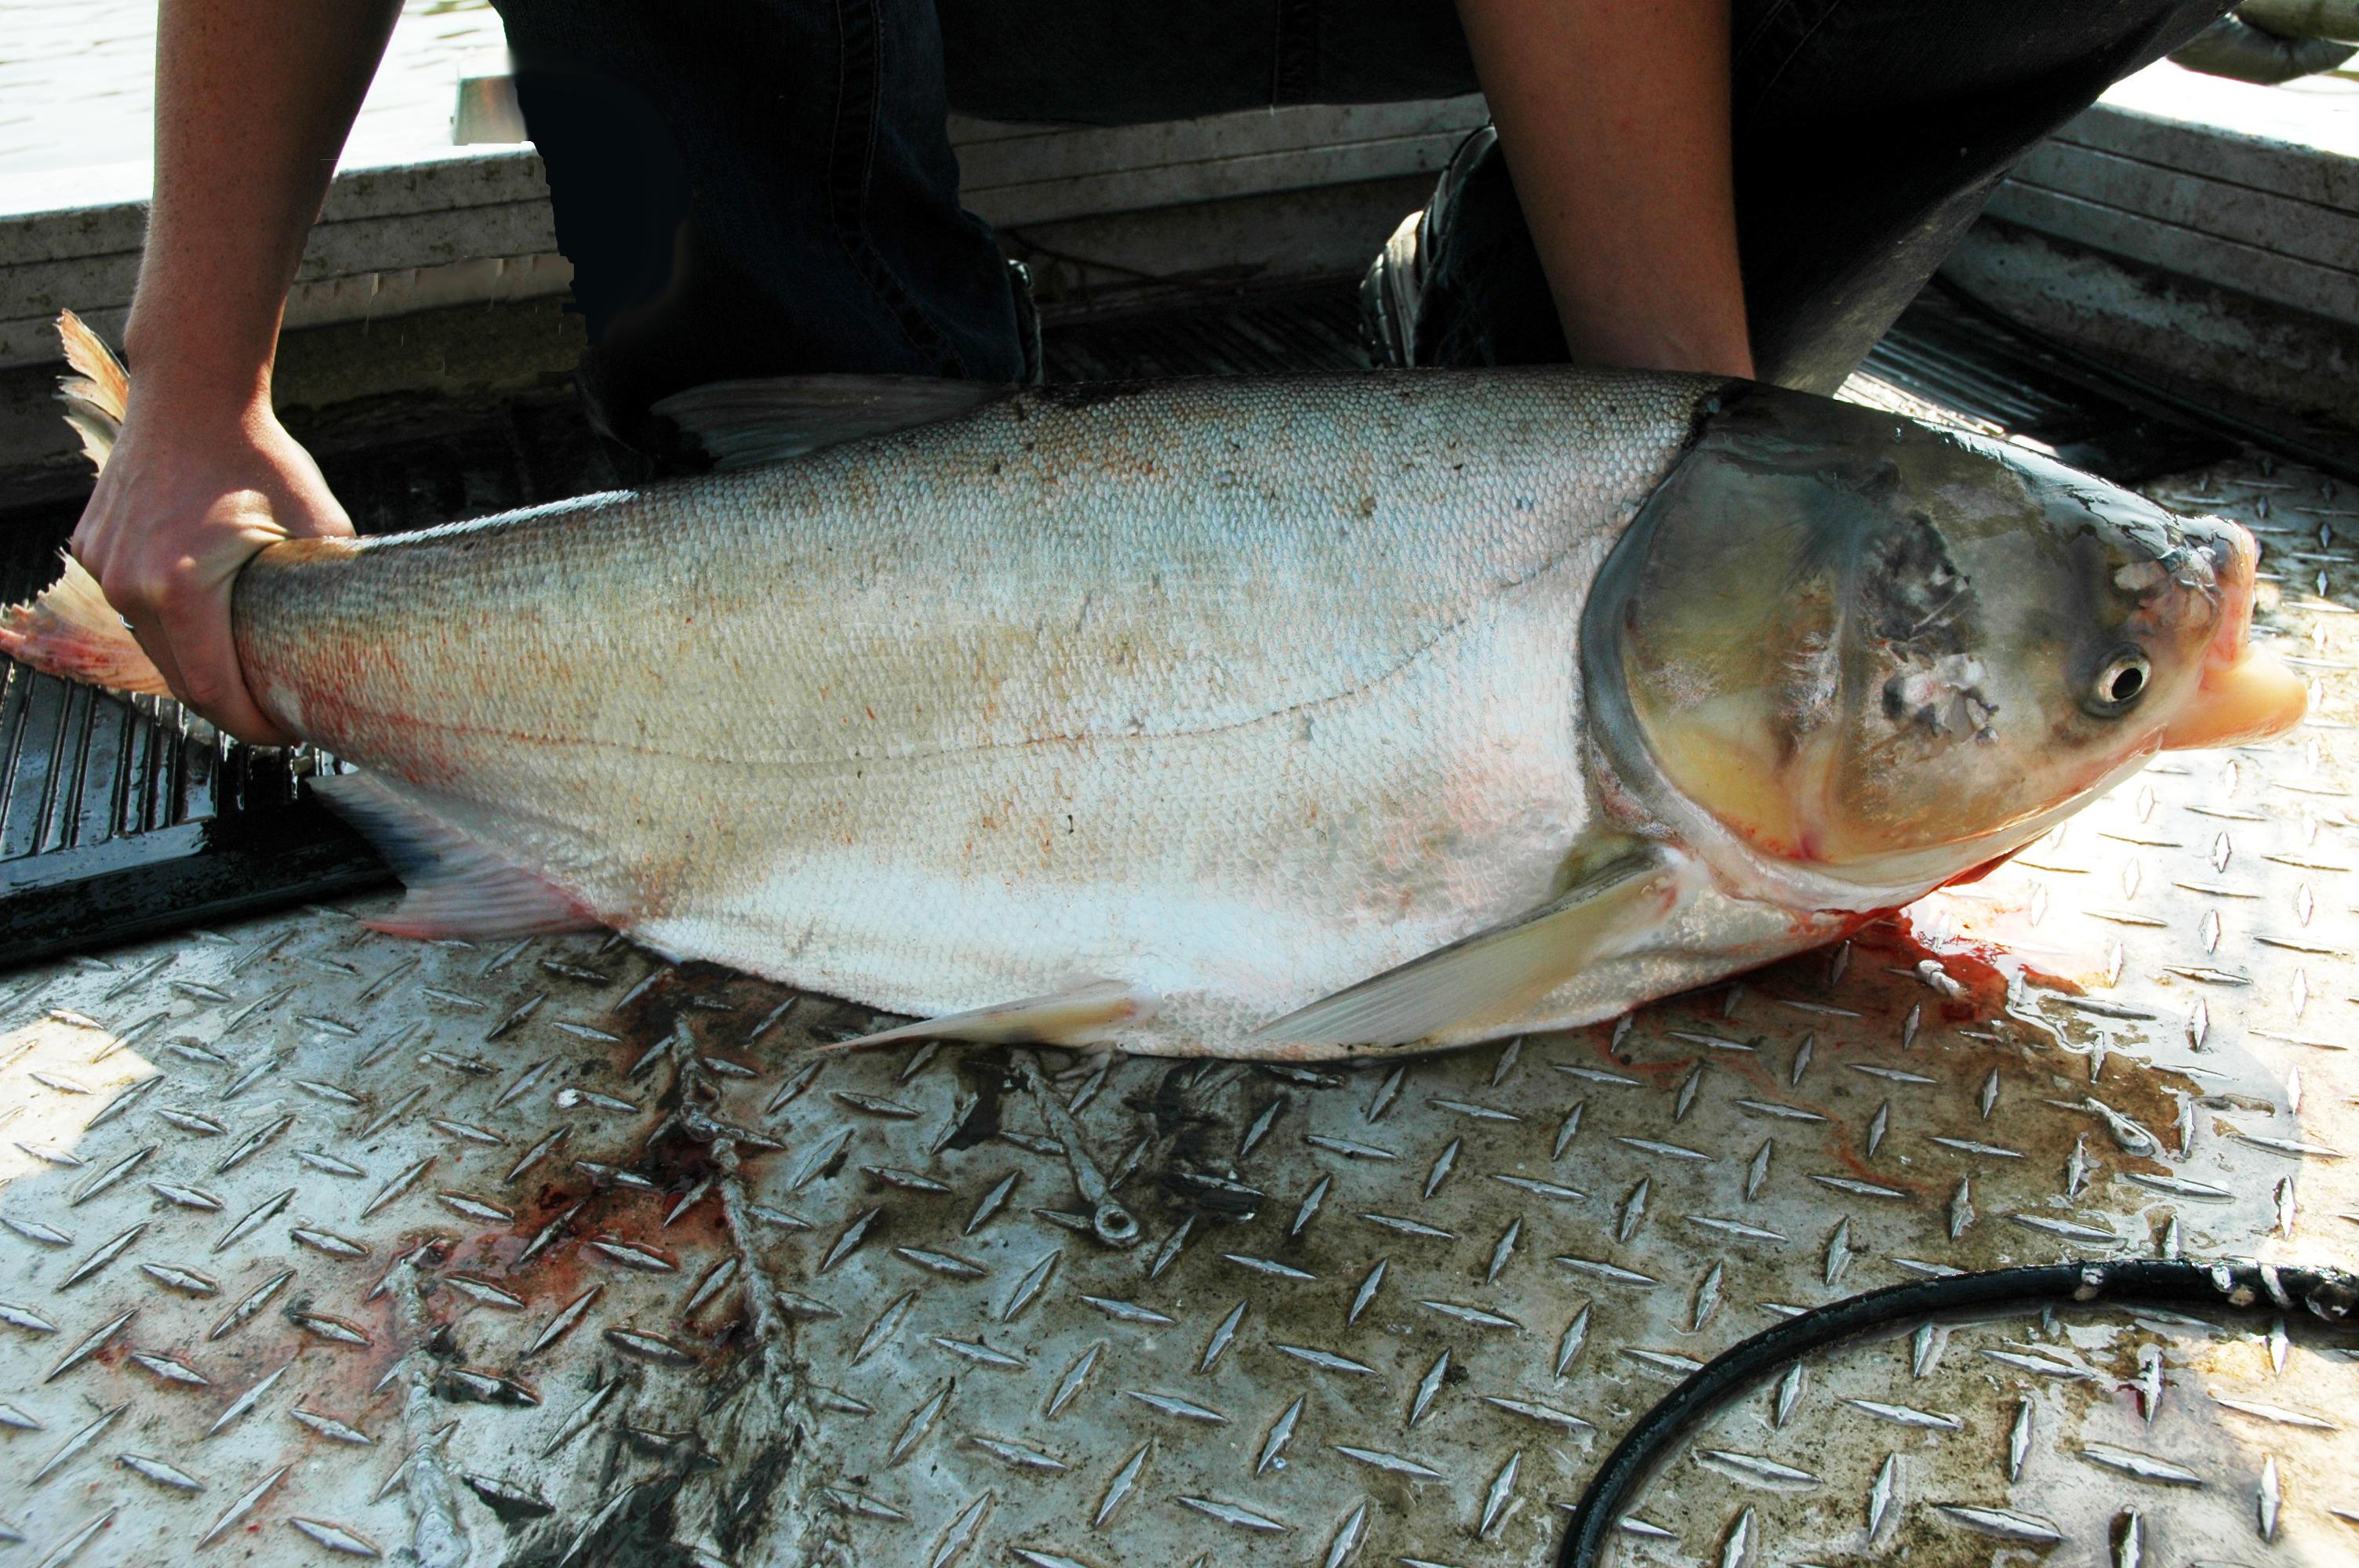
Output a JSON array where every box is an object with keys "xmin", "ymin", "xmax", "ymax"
[{"xmin": 0, "ymin": 343, "xmax": 2354, "ymax": 1565}]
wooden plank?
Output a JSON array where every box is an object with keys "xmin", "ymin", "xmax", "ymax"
[
  {"xmin": 0, "ymin": 101, "xmax": 1453, "ymax": 365},
  {"xmin": 0, "ymin": 106, "xmax": 1476, "ymax": 273},
  {"xmin": 0, "ymin": 307, "xmax": 130, "ymax": 376},
  {"xmin": 2096, "ymin": 60, "xmax": 2359, "ymax": 164},
  {"xmin": 0, "ymin": 148, "xmax": 551, "ymax": 267},
  {"xmin": 0, "ymin": 251, "xmax": 138, "ymax": 328},
  {"xmin": 2012, "ymin": 141, "xmax": 2359, "ymax": 274},
  {"xmin": 2057, "ymin": 104, "xmax": 2359, "ymax": 212},
  {"xmin": 1982, "ymin": 181, "xmax": 2359, "ymax": 327},
  {"xmin": 0, "ymin": 184, "xmax": 147, "ymax": 270},
  {"xmin": 1939, "ymin": 220, "xmax": 2359, "ymax": 441},
  {"xmin": 954, "ymin": 97, "xmax": 1485, "ymax": 190},
  {"xmin": 314, "ymin": 148, "xmax": 551, "ymax": 226},
  {"xmin": 1005, "ymin": 176, "xmax": 1428, "ymax": 321},
  {"xmin": 278, "ymin": 251, "xmax": 573, "ymax": 332},
  {"xmin": 16, "ymin": 67, "xmax": 2351, "ymax": 376},
  {"xmin": 290, "ymin": 202, "xmax": 559, "ymax": 285},
  {"xmin": 0, "ymin": 249, "xmax": 572, "ymax": 371},
  {"xmin": 943, "ymin": 118, "xmax": 1063, "ymax": 147},
  {"xmin": 971, "ymin": 132, "xmax": 1465, "ymax": 228},
  {"xmin": 0, "ymin": 201, "xmax": 558, "ymax": 325}
]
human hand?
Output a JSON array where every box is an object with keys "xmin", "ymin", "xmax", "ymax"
[{"xmin": 69, "ymin": 385, "xmax": 352, "ymax": 746}]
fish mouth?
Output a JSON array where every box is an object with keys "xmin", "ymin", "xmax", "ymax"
[{"xmin": 2158, "ymin": 519, "xmax": 2307, "ymax": 750}]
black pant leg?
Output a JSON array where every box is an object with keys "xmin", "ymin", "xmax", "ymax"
[
  {"xmin": 494, "ymin": 0, "xmax": 1460, "ymax": 438},
  {"xmin": 493, "ymin": 0, "xmax": 1026, "ymax": 448},
  {"xmin": 1338, "ymin": 0, "xmax": 2233, "ymax": 389},
  {"xmin": 1736, "ymin": 0, "xmax": 2234, "ymax": 390},
  {"xmin": 936, "ymin": 0, "xmax": 1477, "ymax": 122},
  {"xmin": 494, "ymin": 0, "xmax": 2224, "ymax": 418}
]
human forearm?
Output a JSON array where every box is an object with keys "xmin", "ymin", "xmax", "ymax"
[
  {"xmin": 71, "ymin": 0, "xmax": 394, "ymax": 744},
  {"xmin": 126, "ymin": 0, "xmax": 402, "ymax": 405},
  {"xmin": 1456, "ymin": 0, "xmax": 1752, "ymax": 379}
]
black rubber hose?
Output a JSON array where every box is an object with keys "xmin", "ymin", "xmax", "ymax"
[{"xmin": 1554, "ymin": 1257, "xmax": 2359, "ymax": 1568}]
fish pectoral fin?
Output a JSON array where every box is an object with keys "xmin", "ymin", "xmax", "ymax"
[
  {"xmin": 314, "ymin": 773, "xmax": 602, "ymax": 940},
  {"xmin": 650, "ymin": 375, "xmax": 1014, "ymax": 470},
  {"xmin": 827, "ymin": 980, "xmax": 1154, "ymax": 1051},
  {"xmin": 1252, "ymin": 845, "xmax": 1692, "ymax": 1050}
]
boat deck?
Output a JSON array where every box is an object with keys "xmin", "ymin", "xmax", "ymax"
[{"xmin": 0, "ymin": 285, "xmax": 2352, "ymax": 1568}]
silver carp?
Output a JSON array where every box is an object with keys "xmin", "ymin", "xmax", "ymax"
[{"xmin": 4, "ymin": 316, "xmax": 2306, "ymax": 1058}]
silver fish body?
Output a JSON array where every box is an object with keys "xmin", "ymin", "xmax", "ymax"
[
  {"xmin": 5, "ymin": 325, "xmax": 2295, "ymax": 1057},
  {"xmin": 238, "ymin": 370, "xmax": 1761, "ymax": 1055}
]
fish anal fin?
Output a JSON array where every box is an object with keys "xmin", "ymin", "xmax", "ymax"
[
  {"xmin": 829, "ymin": 980, "xmax": 1153, "ymax": 1052},
  {"xmin": 314, "ymin": 772, "xmax": 602, "ymax": 941},
  {"xmin": 1253, "ymin": 846, "xmax": 1692, "ymax": 1050},
  {"xmin": 650, "ymin": 375, "xmax": 1012, "ymax": 472}
]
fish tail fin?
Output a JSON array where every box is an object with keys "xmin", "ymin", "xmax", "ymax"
[
  {"xmin": 0, "ymin": 553, "xmax": 172, "ymax": 696},
  {"xmin": 0, "ymin": 316, "xmax": 169, "ymax": 696},
  {"xmin": 56, "ymin": 310, "xmax": 129, "ymax": 474}
]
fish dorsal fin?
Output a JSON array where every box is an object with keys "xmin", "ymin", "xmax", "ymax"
[
  {"xmin": 1252, "ymin": 845, "xmax": 1692, "ymax": 1050},
  {"xmin": 312, "ymin": 771, "xmax": 602, "ymax": 940},
  {"xmin": 827, "ymin": 980, "xmax": 1153, "ymax": 1051},
  {"xmin": 56, "ymin": 310, "xmax": 129, "ymax": 473},
  {"xmin": 650, "ymin": 374, "xmax": 1014, "ymax": 471}
]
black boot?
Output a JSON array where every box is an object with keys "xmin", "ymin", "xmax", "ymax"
[{"xmin": 1358, "ymin": 123, "xmax": 1568, "ymax": 370}]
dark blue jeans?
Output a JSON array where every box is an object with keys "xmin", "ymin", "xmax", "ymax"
[{"xmin": 492, "ymin": 0, "xmax": 2231, "ymax": 445}]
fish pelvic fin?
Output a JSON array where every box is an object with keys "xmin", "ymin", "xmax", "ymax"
[
  {"xmin": 314, "ymin": 772, "xmax": 603, "ymax": 941},
  {"xmin": 56, "ymin": 310, "xmax": 129, "ymax": 473},
  {"xmin": 1252, "ymin": 844, "xmax": 1693, "ymax": 1051},
  {"xmin": 826, "ymin": 980, "xmax": 1154, "ymax": 1052},
  {"xmin": 0, "ymin": 553, "xmax": 172, "ymax": 696},
  {"xmin": 651, "ymin": 374, "xmax": 1012, "ymax": 471}
]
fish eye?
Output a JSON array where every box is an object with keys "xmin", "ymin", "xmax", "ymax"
[{"xmin": 2084, "ymin": 647, "xmax": 2151, "ymax": 718}]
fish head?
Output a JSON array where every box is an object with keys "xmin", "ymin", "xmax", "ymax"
[{"xmin": 1596, "ymin": 385, "xmax": 2305, "ymax": 895}]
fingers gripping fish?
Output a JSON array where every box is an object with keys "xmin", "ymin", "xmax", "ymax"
[{"xmin": 2, "ymin": 314, "xmax": 2306, "ymax": 1058}]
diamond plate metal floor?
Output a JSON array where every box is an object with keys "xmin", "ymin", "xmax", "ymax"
[{"xmin": 0, "ymin": 296, "xmax": 2353, "ymax": 1568}]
